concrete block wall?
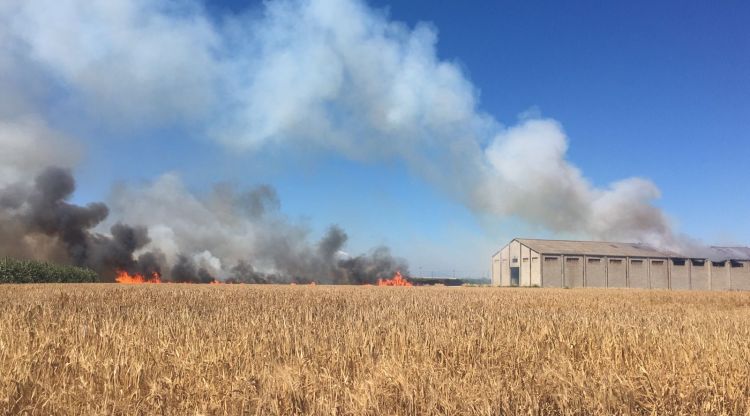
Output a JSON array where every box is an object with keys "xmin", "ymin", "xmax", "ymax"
[
  {"xmin": 608, "ymin": 258, "xmax": 627, "ymax": 288},
  {"xmin": 585, "ymin": 257, "xmax": 606, "ymax": 287},
  {"xmin": 731, "ymin": 261, "xmax": 750, "ymax": 290},
  {"xmin": 711, "ymin": 262, "xmax": 730, "ymax": 290},
  {"xmin": 649, "ymin": 260, "xmax": 669, "ymax": 289},
  {"xmin": 670, "ymin": 260, "xmax": 690, "ymax": 290},
  {"xmin": 542, "ymin": 255, "xmax": 563, "ymax": 287},
  {"xmin": 628, "ymin": 259, "xmax": 649, "ymax": 288},
  {"xmin": 690, "ymin": 260, "xmax": 710, "ymax": 290}
]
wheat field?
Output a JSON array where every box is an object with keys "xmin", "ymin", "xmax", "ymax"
[{"xmin": 1, "ymin": 285, "xmax": 749, "ymax": 415}]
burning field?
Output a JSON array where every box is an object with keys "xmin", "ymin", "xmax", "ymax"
[
  {"xmin": 114, "ymin": 270, "xmax": 412, "ymax": 286},
  {"xmin": 2, "ymin": 285, "xmax": 750, "ymax": 415}
]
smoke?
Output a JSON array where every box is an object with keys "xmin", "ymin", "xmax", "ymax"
[
  {"xmin": 105, "ymin": 172, "xmax": 408, "ymax": 283},
  {"xmin": 210, "ymin": 0, "xmax": 677, "ymax": 247},
  {"xmin": 480, "ymin": 119, "xmax": 675, "ymax": 246},
  {"xmin": 0, "ymin": 118, "xmax": 81, "ymax": 189},
  {"xmin": 0, "ymin": 167, "xmax": 155, "ymax": 278},
  {"xmin": 0, "ymin": 166, "xmax": 407, "ymax": 283},
  {"xmin": 0, "ymin": 0, "xmax": 688, "ymax": 267}
]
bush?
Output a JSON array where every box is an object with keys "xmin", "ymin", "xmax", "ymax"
[{"xmin": 0, "ymin": 258, "xmax": 99, "ymax": 283}]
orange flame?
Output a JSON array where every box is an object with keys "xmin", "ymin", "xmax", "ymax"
[
  {"xmin": 209, "ymin": 279, "xmax": 223, "ymax": 285},
  {"xmin": 115, "ymin": 270, "xmax": 162, "ymax": 284},
  {"xmin": 377, "ymin": 271, "xmax": 412, "ymax": 286}
]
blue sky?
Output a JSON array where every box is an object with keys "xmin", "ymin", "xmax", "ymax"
[{"xmin": 61, "ymin": 0, "xmax": 750, "ymax": 277}]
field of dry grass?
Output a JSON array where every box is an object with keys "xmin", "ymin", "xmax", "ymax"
[{"xmin": 2, "ymin": 284, "xmax": 750, "ymax": 415}]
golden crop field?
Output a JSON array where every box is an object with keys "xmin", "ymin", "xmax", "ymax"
[{"xmin": 2, "ymin": 285, "xmax": 750, "ymax": 415}]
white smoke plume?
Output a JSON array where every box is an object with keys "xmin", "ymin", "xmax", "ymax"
[
  {"xmin": 0, "ymin": 118, "xmax": 80, "ymax": 188},
  {"xmin": 107, "ymin": 173, "xmax": 408, "ymax": 282},
  {"xmin": 0, "ymin": 0, "xmax": 682, "ymax": 272},
  {"xmin": 480, "ymin": 118, "xmax": 673, "ymax": 246}
]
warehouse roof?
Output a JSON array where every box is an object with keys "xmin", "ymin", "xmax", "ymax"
[
  {"xmin": 704, "ymin": 247, "xmax": 750, "ymax": 262},
  {"xmin": 514, "ymin": 238, "xmax": 750, "ymax": 261},
  {"xmin": 515, "ymin": 238, "xmax": 673, "ymax": 258}
]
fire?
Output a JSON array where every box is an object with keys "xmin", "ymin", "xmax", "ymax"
[
  {"xmin": 210, "ymin": 279, "xmax": 223, "ymax": 285},
  {"xmin": 115, "ymin": 270, "xmax": 162, "ymax": 284},
  {"xmin": 377, "ymin": 271, "xmax": 412, "ymax": 286}
]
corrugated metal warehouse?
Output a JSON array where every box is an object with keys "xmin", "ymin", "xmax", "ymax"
[{"xmin": 491, "ymin": 238, "xmax": 750, "ymax": 290}]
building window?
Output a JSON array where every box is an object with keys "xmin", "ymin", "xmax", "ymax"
[
  {"xmin": 712, "ymin": 261, "xmax": 725, "ymax": 267},
  {"xmin": 731, "ymin": 261, "xmax": 745, "ymax": 268},
  {"xmin": 544, "ymin": 256, "xmax": 558, "ymax": 261},
  {"xmin": 672, "ymin": 259, "xmax": 686, "ymax": 266},
  {"xmin": 631, "ymin": 259, "xmax": 643, "ymax": 264},
  {"xmin": 587, "ymin": 258, "xmax": 601, "ymax": 263},
  {"xmin": 522, "ymin": 258, "xmax": 529, "ymax": 262},
  {"xmin": 609, "ymin": 259, "xmax": 623, "ymax": 264},
  {"xmin": 652, "ymin": 260, "xmax": 664, "ymax": 265},
  {"xmin": 512, "ymin": 257, "xmax": 518, "ymax": 264},
  {"xmin": 566, "ymin": 258, "xmax": 579, "ymax": 262},
  {"xmin": 691, "ymin": 259, "xmax": 705, "ymax": 267}
]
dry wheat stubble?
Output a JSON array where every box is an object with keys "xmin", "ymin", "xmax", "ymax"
[{"xmin": 1, "ymin": 284, "xmax": 749, "ymax": 415}]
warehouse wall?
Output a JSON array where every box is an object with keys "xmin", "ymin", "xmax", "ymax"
[
  {"xmin": 711, "ymin": 261, "xmax": 730, "ymax": 290},
  {"xmin": 564, "ymin": 256, "xmax": 584, "ymax": 288},
  {"xmin": 509, "ymin": 240, "xmax": 522, "ymax": 286},
  {"xmin": 520, "ymin": 245, "xmax": 531, "ymax": 286},
  {"xmin": 542, "ymin": 255, "xmax": 563, "ymax": 287},
  {"xmin": 650, "ymin": 259, "xmax": 669, "ymax": 289},
  {"xmin": 501, "ymin": 245, "xmax": 510, "ymax": 286},
  {"xmin": 690, "ymin": 260, "xmax": 710, "ymax": 290},
  {"xmin": 585, "ymin": 257, "xmax": 606, "ymax": 287},
  {"xmin": 491, "ymin": 253, "xmax": 501, "ymax": 286},
  {"xmin": 671, "ymin": 259, "xmax": 691, "ymax": 290},
  {"xmin": 628, "ymin": 258, "xmax": 648, "ymax": 288},
  {"xmin": 608, "ymin": 258, "xmax": 627, "ymax": 288},
  {"xmin": 530, "ymin": 249, "xmax": 541, "ymax": 286},
  {"xmin": 730, "ymin": 261, "xmax": 750, "ymax": 290}
]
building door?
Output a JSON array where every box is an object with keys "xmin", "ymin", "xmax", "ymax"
[{"xmin": 510, "ymin": 267, "xmax": 520, "ymax": 287}]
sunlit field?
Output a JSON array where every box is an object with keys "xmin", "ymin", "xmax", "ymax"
[{"xmin": 2, "ymin": 285, "xmax": 750, "ymax": 415}]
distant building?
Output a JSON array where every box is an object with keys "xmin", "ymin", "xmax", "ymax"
[{"xmin": 491, "ymin": 238, "xmax": 750, "ymax": 290}]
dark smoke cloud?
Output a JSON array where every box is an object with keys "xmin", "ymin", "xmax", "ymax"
[
  {"xmin": 134, "ymin": 251, "xmax": 167, "ymax": 278},
  {"xmin": 317, "ymin": 226, "xmax": 409, "ymax": 284},
  {"xmin": 227, "ymin": 260, "xmax": 272, "ymax": 284},
  {"xmin": 0, "ymin": 167, "xmax": 163, "ymax": 280},
  {"xmin": 170, "ymin": 255, "xmax": 216, "ymax": 284},
  {"xmin": 24, "ymin": 167, "xmax": 109, "ymax": 265},
  {"xmin": 0, "ymin": 167, "xmax": 408, "ymax": 284},
  {"xmin": 337, "ymin": 247, "xmax": 409, "ymax": 285},
  {"xmin": 241, "ymin": 185, "xmax": 281, "ymax": 219},
  {"xmin": 246, "ymin": 224, "xmax": 408, "ymax": 284}
]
